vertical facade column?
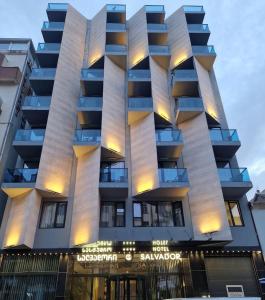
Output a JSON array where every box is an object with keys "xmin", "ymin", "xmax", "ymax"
[{"xmin": 36, "ymin": 6, "xmax": 87, "ymax": 197}]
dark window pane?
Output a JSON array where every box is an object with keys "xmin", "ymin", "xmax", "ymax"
[
  {"xmin": 116, "ymin": 203, "xmax": 125, "ymax": 227},
  {"xmin": 173, "ymin": 202, "xmax": 184, "ymax": 226},
  {"xmin": 142, "ymin": 203, "xmax": 158, "ymax": 226},
  {"xmin": 100, "ymin": 203, "xmax": 115, "ymax": 227},
  {"xmin": 158, "ymin": 202, "xmax": 174, "ymax": 226},
  {"xmin": 55, "ymin": 203, "xmax": 66, "ymax": 228},
  {"xmin": 230, "ymin": 202, "xmax": 243, "ymax": 226},
  {"xmin": 133, "ymin": 203, "xmax": 142, "ymax": 226},
  {"xmin": 40, "ymin": 203, "xmax": 56, "ymax": 228},
  {"xmin": 225, "ymin": 202, "xmax": 233, "ymax": 226}
]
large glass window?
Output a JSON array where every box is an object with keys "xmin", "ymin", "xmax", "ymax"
[
  {"xmin": 133, "ymin": 202, "xmax": 184, "ymax": 227},
  {"xmin": 225, "ymin": 201, "xmax": 243, "ymax": 226},
  {"xmin": 39, "ymin": 202, "xmax": 67, "ymax": 229},
  {"xmin": 100, "ymin": 202, "xmax": 125, "ymax": 227}
]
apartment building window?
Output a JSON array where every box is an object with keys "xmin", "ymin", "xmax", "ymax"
[
  {"xmin": 225, "ymin": 201, "xmax": 243, "ymax": 226},
  {"xmin": 133, "ymin": 202, "xmax": 184, "ymax": 227},
  {"xmin": 100, "ymin": 202, "xmax": 125, "ymax": 227},
  {"xmin": 39, "ymin": 202, "xmax": 67, "ymax": 229}
]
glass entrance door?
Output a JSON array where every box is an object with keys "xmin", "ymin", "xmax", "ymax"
[{"xmin": 108, "ymin": 276, "xmax": 146, "ymax": 300}]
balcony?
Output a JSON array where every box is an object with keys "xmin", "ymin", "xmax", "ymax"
[
  {"xmin": 183, "ymin": 6, "xmax": 205, "ymax": 24},
  {"xmin": 156, "ymin": 129, "xmax": 183, "ymax": 158},
  {"xmin": 210, "ymin": 129, "xmax": 241, "ymax": 159},
  {"xmin": 188, "ymin": 24, "xmax": 210, "ymax": 45},
  {"xmin": 81, "ymin": 69, "xmax": 104, "ymax": 96},
  {"xmin": 172, "ymin": 69, "xmax": 199, "ymax": 97},
  {"xmin": 13, "ymin": 129, "xmax": 45, "ymax": 160},
  {"xmin": 29, "ymin": 68, "xmax": 56, "ymax": 95},
  {"xmin": 0, "ymin": 66, "xmax": 22, "ymax": 84},
  {"xmin": 105, "ymin": 44, "xmax": 127, "ymax": 69},
  {"xmin": 36, "ymin": 43, "xmax": 60, "ymax": 67},
  {"xmin": 192, "ymin": 45, "xmax": 216, "ymax": 70},
  {"xmin": 128, "ymin": 70, "xmax": 151, "ymax": 81},
  {"xmin": 77, "ymin": 97, "xmax": 102, "ymax": 127},
  {"xmin": 218, "ymin": 168, "xmax": 252, "ymax": 198},
  {"xmin": 99, "ymin": 168, "xmax": 128, "ymax": 197},
  {"xmin": 42, "ymin": 21, "xmax": 64, "ymax": 43},
  {"xmin": 47, "ymin": 3, "xmax": 68, "ymax": 22},
  {"xmin": 149, "ymin": 45, "xmax": 170, "ymax": 68},
  {"xmin": 73, "ymin": 129, "xmax": 101, "ymax": 157},
  {"xmin": 175, "ymin": 97, "xmax": 204, "ymax": 124},
  {"xmin": 22, "ymin": 96, "xmax": 50, "ymax": 126},
  {"xmin": 147, "ymin": 23, "xmax": 167, "ymax": 33},
  {"xmin": 2, "ymin": 168, "xmax": 38, "ymax": 198},
  {"xmin": 128, "ymin": 97, "xmax": 153, "ymax": 125},
  {"xmin": 106, "ymin": 5, "xmax": 126, "ymax": 24}
]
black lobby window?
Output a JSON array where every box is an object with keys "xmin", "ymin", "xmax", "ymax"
[
  {"xmin": 133, "ymin": 202, "xmax": 184, "ymax": 227},
  {"xmin": 39, "ymin": 202, "xmax": 67, "ymax": 229},
  {"xmin": 225, "ymin": 201, "xmax": 243, "ymax": 226},
  {"xmin": 100, "ymin": 202, "xmax": 125, "ymax": 227}
]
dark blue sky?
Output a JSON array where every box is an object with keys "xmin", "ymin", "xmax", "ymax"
[{"xmin": 0, "ymin": 0, "xmax": 264, "ymax": 198}]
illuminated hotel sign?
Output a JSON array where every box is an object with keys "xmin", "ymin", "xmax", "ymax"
[
  {"xmin": 140, "ymin": 252, "xmax": 181, "ymax": 261},
  {"xmin": 77, "ymin": 254, "xmax": 117, "ymax": 262}
]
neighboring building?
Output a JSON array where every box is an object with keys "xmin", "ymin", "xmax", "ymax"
[
  {"xmin": 251, "ymin": 190, "xmax": 265, "ymax": 259},
  {"xmin": 0, "ymin": 3, "xmax": 264, "ymax": 300},
  {"xmin": 0, "ymin": 39, "xmax": 35, "ymax": 225}
]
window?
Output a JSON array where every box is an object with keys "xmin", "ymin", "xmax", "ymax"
[
  {"xmin": 133, "ymin": 202, "xmax": 184, "ymax": 227},
  {"xmin": 100, "ymin": 202, "xmax": 125, "ymax": 227},
  {"xmin": 225, "ymin": 201, "xmax": 243, "ymax": 226},
  {"xmin": 39, "ymin": 202, "xmax": 67, "ymax": 229}
]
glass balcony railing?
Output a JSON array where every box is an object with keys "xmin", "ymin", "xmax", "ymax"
[
  {"xmin": 149, "ymin": 45, "xmax": 170, "ymax": 54},
  {"xmin": 210, "ymin": 129, "xmax": 239, "ymax": 142},
  {"xmin": 0, "ymin": 43, "xmax": 28, "ymax": 51},
  {"xmin": 192, "ymin": 45, "xmax": 216, "ymax": 54},
  {"xmin": 81, "ymin": 69, "xmax": 104, "ymax": 80},
  {"xmin": 156, "ymin": 129, "xmax": 182, "ymax": 143},
  {"xmin": 218, "ymin": 168, "xmax": 250, "ymax": 182},
  {"xmin": 4, "ymin": 168, "xmax": 38, "ymax": 183},
  {"xmin": 23, "ymin": 96, "xmax": 51, "ymax": 107},
  {"xmin": 106, "ymin": 23, "xmax": 126, "ymax": 31},
  {"xmin": 74, "ymin": 130, "xmax": 101, "ymax": 143},
  {"xmin": 78, "ymin": 97, "xmax": 103, "ymax": 109},
  {"xmin": 37, "ymin": 43, "xmax": 60, "ymax": 52},
  {"xmin": 128, "ymin": 70, "xmax": 151, "ymax": 80},
  {"xmin": 42, "ymin": 21, "xmax": 64, "ymax": 30},
  {"xmin": 173, "ymin": 69, "xmax": 198, "ymax": 79},
  {"xmin": 176, "ymin": 98, "xmax": 203, "ymax": 109},
  {"xmin": 183, "ymin": 6, "xmax": 204, "ymax": 13},
  {"xmin": 159, "ymin": 168, "xmax": 188, "ymax": 183},
  {"xmin": 47, "ymin": 3, "xmax": 68, "ymax": 10},
  {"xmin": 14, "ymin": 129, "xmax": 45, "ymax": 142},
  {"xmin": 106, "ymin": 4, "xmax": 126, "ymax": 12},
  {"xmin": 105, "ymin": 44, "xmax": 127, "ymax": 53},
  {"xmin": 145, "ymin": 5, "xmax": 165, "ymax": 12},
  {"xmin": 147, "ymin": 23, "xmax": 168, "ymax": 31},
  {"xmin": 31, "ymin": 68, "xmax": 56, "ymax": 78},
  {"xmin": 100, "ymin": 168, "xmax": 128, "ymax": 183},
  {"xmin": 187, "ymin": 24, "xmax": 209, "ymax": 32},
  {"xmin": 128, "ymin": 98, "xmax": 153, "ymax": 109}
]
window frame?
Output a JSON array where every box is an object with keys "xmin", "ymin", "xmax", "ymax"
[
  {"xmin": 225, "ymin": 201, "xmax": 244, "ymax": 227},
  {"xmin": 100, "ymin": 201, "xmax": 125, "ymax": 228},
  {"xmin": 39, "ymin": 201, "xmax": 67, "ymax": 229},
  {"xmin": 133, "ymin": 201, "xmax": 185, "ymax": 227}
]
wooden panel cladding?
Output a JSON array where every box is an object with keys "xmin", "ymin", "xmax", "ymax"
[
  {"xmin": 150, "ymin": 57, "xmax": 173, "ymax": 123},
  {"xmin": 70, "ymin": 148, "xmax": 101, "ymax": 247},
  {"xmin": 3, "ymin": 190, "xmax": 41, "ymax": 248},
  {"xmin": 195, "ymin": 58, "xmax": 225, "ymax": 125},
  {"xmin": 166, "ymin": 8, "xmax": 192, "ymax": 70},
  {"xmin": 130, "ymin": 113, "xmax": 159, "ymax": 196},
  {"xmin": 36, "ymin": 6, "xmax": 87, "ymax": 197},
  {"xmin": 179, "ymin": 113, "xmax": 232, "ymax": 241},
  {"xmin": 128, "ymin": 8, "xmax": 149, "ymax": 69},
  {"xmin": 87, "ymin": 6, "xmax": 106, "ymax": 66},
  {"xmin": 0, "ymin": 66, "xmax": 22, "ymax": 84},
  {"xmin": 101, "ymin": 56, "xmax": 126, "ymax": 157}
]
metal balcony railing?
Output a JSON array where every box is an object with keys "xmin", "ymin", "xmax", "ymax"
[
  {"xmin": 14, "ymin": 129, "xmax": 45, "ymax": 142},
  {"xmin": 210, "ymin": 129, "xmax": 239, "ymax": 142},
  {"xmin": 37, "ymin": 43, "xmax": 61, "ymax": 51},
  {"xmin": 4, "ymin": 169, "xmax": 38, "ymax": 183},
  {"xmin": 100, "ymin": 168, "xmax": 128, "ymax": 182},
  {"xmin": 218, "ymin": 168, "xmax": 250, "ymax": 182},
  {"xmin": 74, "ymin": 130, "xmax": 101, "ymax": 143},
  {"xmin": 156, "ymin": 129, "xmax": 182, "ymax": 143},
  {"xmin": 159, "ymin": 168, "xmax": 188, "ymax": 183},
  {"xmin": 23, "ymin": 96, "xmax": 51, "ymax": 107},
  {"xmin": 78, "ymin": 97, "xmax": 102, "ymax": 108},
  {"xmin": 42, "ymin": 21, "xmax": 64, "ymax": 30},
  {"xmin": 128, "ymin": 98, "xmax": 153, "ymax": 108}
]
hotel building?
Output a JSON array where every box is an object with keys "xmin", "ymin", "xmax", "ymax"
[{"xmin": 0, "ymin": 3, "xmax": 264, "ymax": 300}]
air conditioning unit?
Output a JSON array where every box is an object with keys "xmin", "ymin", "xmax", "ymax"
[{"xmin": 226, "ymin": 285, "xmax": 245, "ymax": 297}]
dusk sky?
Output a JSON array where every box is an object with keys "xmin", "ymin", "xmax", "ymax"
[{"xmin": 0, "ymin": 0, "xmax": 264, "ymax": 199}]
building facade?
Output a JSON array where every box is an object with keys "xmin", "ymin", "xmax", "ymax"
[{"xmin": 0, "ymin": 3, "xmax": 264, "ymax": 300}]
